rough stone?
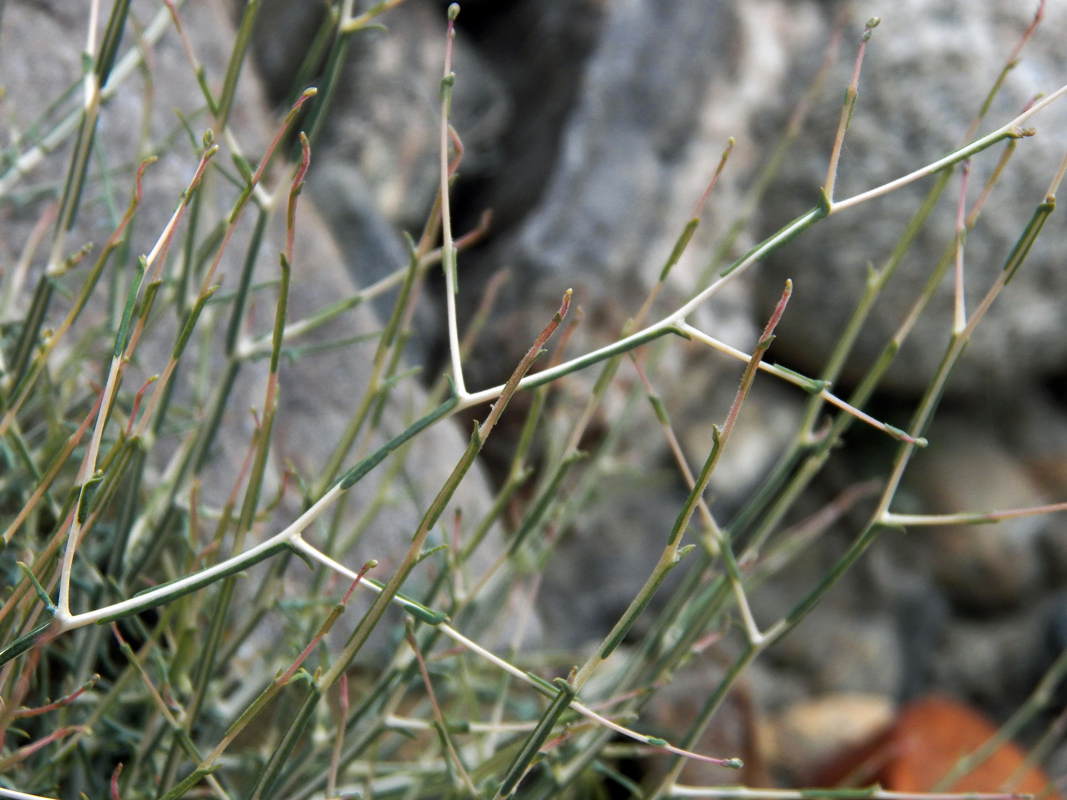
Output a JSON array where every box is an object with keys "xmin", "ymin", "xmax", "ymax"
[
  {"xmin": 928, "ymin": 612, "xmax": 1048, "ymax": 717},
  {"xmin": 309, "ymin": 0, "xmax": 512, "ymax": 233},
  {"xmin": 763, "ymin": 608, "xmax": 905, "ymax": 697},
  {"xmin": 755, "ymin": 0, "xmax": 1067, "ymax": 396},
  {"xmin": 904, "ymin": 418, "xmax": 1050, "ymax": 612},
  {"xmin": 761, "ymin": 693, "xmax": 896, "ymax": 782}
]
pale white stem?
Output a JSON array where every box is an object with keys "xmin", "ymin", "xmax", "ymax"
[
  {"xmin": 297, "ymin": 540, "xmax": 738, "ymax": 765},
  {"xmin": 442, "ymin": 206, "xmax": 466, "ymax": 398},
  {"xmin": 0, "ymin": 789, "xmax": 63, "ymax": 800},
  {"xmin": 145, "ymin": 195, "xmax": 192, "ymax": 270},
  {"xmin": 817, "ymin": 389, "xmax": 915, "ymax": 441},
  {"xmin": 735, "ymin": 587, "xmax": 764, "ymax": 647},
  {"xmin": 882, "ymin": 500, "xmax": 1067, "ymax": 527},
  {"xmin": 55, "ymin": 356, "xmax": 123, "ymax": 620},
  {"xmin": 58, "ymin": 484, "xmax": 343, "ymax": 630},
  {"xmin": 55, "ymin": 138, "xmax": 219, "ymax": 616},
  {"xmin": 569, "ymin": 699, "xmax": 739, "ymax": 767},
  {"xmin": 384, "ymin": 715, "xmax": 537, "ymax": 734},
  {"xmin": 832, "ymin": 81, "xmax": 1067, "ymax": 213},
  {"xmin": 953, "ymin": 164, "xmax": 970, "ymax": 335},
  {"xmin": 1046, "ymin": 146, "xmax": 1067, "ymax": 198},
  {"xmin": 78, "ymin": 361, "xmax": 121, "ymax": 488},
  {"xmin": 82, "ymin": 60, "xmax": 101, "ymax": 118},
  {"xmin": 679, "ymin": 323, "xmax": 920, "ymax": 444},
  {"xmin": 86, "ymin": 0, "xmax": 101, "ymax": 60},
  {"xmin": 439, "ymin": 11, "xmax": 466, "ymax": 397}
]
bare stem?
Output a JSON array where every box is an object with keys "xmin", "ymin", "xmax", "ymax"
[
  {"xmin": 825, "ymin": 17, "xmax": 880, "ymax": 201},
  {"xmin": 953, "ymin": 162, "xmax": 971, "ymax": 334},
  {"xmin": 439, "ymin": 4, "xmax": 466, "ymax": 396}
]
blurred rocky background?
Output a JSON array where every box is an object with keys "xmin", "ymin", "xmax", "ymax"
[
  {"xmin": 5, "ymin": 0, "xmax": 1067, "ymax": 788},
  {"xmin": 239, "ymin": 0, "xmax": 1067, "ymax": 784}
]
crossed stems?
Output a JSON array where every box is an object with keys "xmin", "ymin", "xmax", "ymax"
[
  {"xmin": 8, "ymin": 5, "xmax": 1067, "ymax": 786},
  {"xmin": 9, "ymin": 77, "xmax": 1056, "ymax": 783},
  {"xmin": 24, "ymin": 66, "xmax": 1061, "ymax": 632},
  {"xmin": 19, "ymin": 0, "xmax": 1067, "ymax": 637}
]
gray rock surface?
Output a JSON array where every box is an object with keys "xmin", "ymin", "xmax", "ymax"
[
  {"xmin": 765, "ymin": 608, "xmax": 905, "ymax": 696},
  {"xmin": 244, "ymin": 0, "xmax": 1067, "ymax": 779},
  {"xmin": 904, "ymin": 418, "xmax": 1051, "ymax": 612},
  {"xmin": 756, "ymin": 0, "xmax": 1067, "ymax": 395},
  {"xmin": 513, "ymin": 0, "xmax": 738, "ymax": 285},
  {"xmin": 306, "ymin": 0, "xmax": 511, "ymax": 233}
]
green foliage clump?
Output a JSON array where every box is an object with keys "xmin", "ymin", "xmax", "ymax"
[{"xmin": 0, "ymin": 2, "xmax": 1065, "ymax": 799}]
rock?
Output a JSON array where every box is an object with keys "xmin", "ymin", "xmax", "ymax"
[
  {"xmin": 537, "ymin": 472, "xmax": 692, "ymax": 648},
  {"xmin": 247, "ymin": 0, "xmax": 514, "ymax": 361},
  {"xmin": 755, "ymin": 0, "xmax": 1067, "ymax": 396},
  {"xmin": 461, "ymin": 0, "xmax": 759, "ymax": 392},
  {"xmin": 683, "ymin": 380, "xmax": 806, "ymax": 508},
  {"xmin": 1006, "ymin": 390, "xmax": 1067, "ymax": 495},
  {"xmin": 762, "ymin": 693, "xmax": 896, "ymax": 782},
  {"xmin": 928, "ymin": 612, "xmax": 1048, "ymax": 717},
  {"xmin": 301, "ymin": 158, "xmax": 433, "ymax": 360},
  {"xmin": 307, "ymin": 0, "xmax": 511, "ymax": 233},
  {"xmin": 243, "ymin": 0, "xmax": 330, "ymax": 105},
  {"xmin": 513, "ymin": 0, "xmax": 739, "ymax": 282},
  {"xmin": 1003, "ymin": 391, "xmax": 1067, "ymax": 581},
  {"xmin": 904, "ymin": 418, "xmax": 1050, "ymax": 612},
  {"xmin": 498, "ymin": 0, "xmax": 746, "ymax": 331},
  {"xmin": 745, "ymin": 657, "xmax": 814, "ymax": 715},
  {"xmin": 814, "ymin": 695, "xmax": 1062, "ymax": 798},
  {"xmin": 893, "ymin": 575, "xmax": 951, "ymax": 701},
  {"xmin": 763, "ymin": 609, "xmax": 905, "ymax": 697},
  {"xmin": 452, "ymin": 0, "xmax": 607, "ymax": 234}
]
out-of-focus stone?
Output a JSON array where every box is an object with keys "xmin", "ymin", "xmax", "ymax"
[
  {"xmin": 1003, "ymin": 392, "xmax": 1067, "ymax": 580},
  {"xmin": 463, "ymin": 0, "xmax": 755, "ymax": 385},
  {"xmin": 761, "ymin": 693, "xmax": 896, "ymax": 782},
  {"xmin": 928, "ymin": 606, "xmax": 1056, "ymax": 717},
  {"xmin": 763, "ymin": 609, "xmax": 904, "ymax": 696},
  {"xmin": 756, "ymin": 0, "xmax": 1067, "ymax": 395},
  {"xmin": 247, "ymin": 0, "xmax": 512, "ymax": 361},
  {"xmin": 814, "ymin": 696, "xmax": 1063, "ymax": 798},
  {"xmin": 1005, "ymin": 392, "xmax": 1067, "ymax": 496},
  {"xmin": 905, "ymin": 419, "xmax": 1050, "ymax": 612},
  {"xmin": 311, "ymin": 0, "xmax": 511, "ymax": 232},
  {"xmin": 683, "ymin": 380, "xmax": 806, "ymax": 508},
  {"xmin": 537, "ymin": 472, "xmax": 691, "ymax": 648}
]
